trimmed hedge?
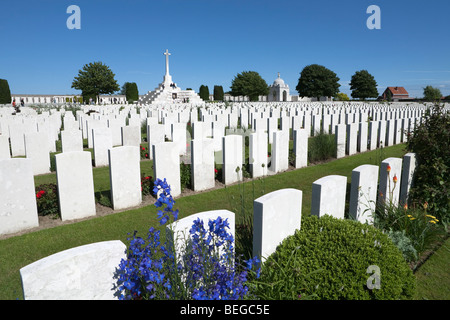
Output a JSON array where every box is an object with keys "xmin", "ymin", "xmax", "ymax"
[
  {"xmin": 0, "ymin": 79, "xmax": 12, "ymax": 104},
  {"xmin": 254, "ymin": 215, "xmax": 416, "ymax": 300}
]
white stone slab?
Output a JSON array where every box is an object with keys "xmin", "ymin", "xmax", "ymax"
[
  {"xmin": 349, "ymin": 164, "xmax": 379, "ymax": 224},
  {"xmin": 270, "ymin": 130, "xmax": 289, "ymax": 173},
  {"xmin": 108, "ymin": 146, "xmax": 142, "ymax": 210},
  {"xmin": 253, "ymin": 188, "xmax": 302, "ymax": 262},
  {"xmin": 311, "ymin": 175, "xmax": 347, "ymax": 219},
  {"xmin": 191, "ymin": 138, "xmax": 215, "ymax": 191},
  {"xmin": 24, "ymin": 131, "xmax": 51, "ymax": 175},
  {"xmin": 152, "ymin": 142, "xmax": 181, "ymax": 197},
  {"xmin": 121, "ymin": 125, "xmax": 141, "ymax": 147},
  {"xmin": 222, "ymin": 135, "xmax": 243, "ymax": 185},
  {"xmin": 400, "ymin": 153, "xmax": 416, "ymax": 206},
  {"xmin": 93, "ymin": 127, "xmax": 113, "ymax": 167},
  {"xmin": 20, "ymin": 240, "xmax": 126, "ymax": 300},
  {"xmin": 0, "ymin": 158, "xmax": 39, "ymax": 236},
  {"xmin": 249, "ymin": 130, "xmax": 268, "ymax": 178},
  {"xmin": 293, "ymin": 128, "xmax": 308, "ymax": 168},
  {"xmin": 55, "ymin": 151, "xmax": 96, "ymax": 221},
  {"xmin": 61, "ymin": 129, "xmax": 83, "ymax": 153},
  {"xmin": 166, "ymin": 210, "xmax": 235, "ymax": 263},
  {"xmin": 0, "ymin": 135, "xmax": 11, "ymax": 159},
  {"xmin": 335, "ymin": 124, "xmax": 346, "ymax": 158},
  {"xmin": 378, "ymin": 157, "xmax": 402, "ymax": 207}
]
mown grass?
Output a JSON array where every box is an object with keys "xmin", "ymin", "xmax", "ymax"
[{"xmin": 1, "ymin": 143, "xmax": 447, "ymax": 300}]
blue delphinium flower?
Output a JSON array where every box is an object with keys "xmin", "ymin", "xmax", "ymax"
[{"xmin": 114, "ymin": 179, "xmax": 261, "ymax": 300}]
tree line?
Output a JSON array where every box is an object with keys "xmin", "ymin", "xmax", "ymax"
[{"xmin": 0, "ymin": 62, "xmax": 448, "ymax": 105}]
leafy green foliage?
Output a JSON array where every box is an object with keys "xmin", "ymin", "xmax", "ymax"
[
  {"xmin": 213, "ymin": 85, "xmax": 224, "ymax": 101},
  {"xmin": 308, "ymin": 133, "xmax": 336, "ymax": 163},
  {"xmin": 230, "ymin": 71, "xmax": 269, "ymax": 101},
  {"xmin": 0, "ymin": 79, "xmax": 12, "ymax": 104},
  {"xmin": 122, "ymin": 82, "xmax": 139, "ymax": 103},
  {"xmin": 349, "ymin": 70, "xmax": 378, "ymax": 100},
  {"xmin": 180, "ymin": 162, "xmax": 191, "ymax": 191},
  {"xmin": 71, "ymin": 61, "xmax": 120, "ymax": 101},
  {"xmin": 334, "ymin": 92, "xmax": 349, "ymax": 101},
  {"xmin": 296, "ymin": 64, "xmax": 340, "ymax": 99},
  {"xmin": 35, "ymin": 184, "xmax": 60, "ymax": 218},
  {"xmin": 406, "ymin": 104, "xmax": 450, "ymax": 224},
  {"xmin": 199, "ymin": 85, "xmax": 209, "ymax": 101},
  {"xmin": 255, "ymin": 215, "xmax": 416, "ymax": 300},
  {"xmin": 423, "ymin": 85, "xmax": 442, "ymax": 102}
]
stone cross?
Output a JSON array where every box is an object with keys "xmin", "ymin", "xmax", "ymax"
[{"xmin": 164, "ymin": 49, "xmax": 171, "ymax": 76}]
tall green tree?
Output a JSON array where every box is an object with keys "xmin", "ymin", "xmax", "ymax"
[
  {"xmin": 0, "ymin": 79, "xmax": 12, "ymax": 104},
  {"xmin": 230, "ymin": 71, "xmax": 269, "ymax": 101},
  {"xmin": 213, "ymin": 85, "xmax": 224, "ymax": 101},
  {"xmin": 199, "ymin": 85, "xmax": 210, "ymax": 101},
  {"xmin": 121, "ymin": 82, "xmax": 139, "ymax": 103},
  {"xmin": 349, "ymin": 70, "xmax": 378, "ymax": 100},
  {"xmin": 423, "ymin": 85, "xmax": 442, "ymax": 102},
  {"xmin": 71, "ymin": 61, "xmax": 120, "ymax": 103},
  {"xmin": 296, "ymin": 64, "xmax": 340, "ymax": 100}
]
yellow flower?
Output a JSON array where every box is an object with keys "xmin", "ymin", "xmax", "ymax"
[
  {"xmin": 407, "ymin": 214, "xmax": 413, "ymax": 218},
  {"xmin": 429, "ymin": 220, "xmax": 436, "ymax": 224},
  {"xmin": 425, "ymin": 214, "xmax": 436, "ymax": 219},
  {"xmin": 410, "ymin": 217, "xmax": 416, "ymax": 221}
]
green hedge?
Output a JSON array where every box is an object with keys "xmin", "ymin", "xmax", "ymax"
[
  {"xmin": 253, "ymin": 215, "xmax": 416, "ymax": 300},
  {"xmin": 0, "ymin": 79, "xmax": 12, "ymax": 104}
]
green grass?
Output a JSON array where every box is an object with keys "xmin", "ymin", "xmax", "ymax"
[
  {"xmin": 1, "ymin": 143, "xmax": 447, "ymax": 300},
  {"xmin": 414, "ymin": 237, "xmax": 450, "ymax": 300}
]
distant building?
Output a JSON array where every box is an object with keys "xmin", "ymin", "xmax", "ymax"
[
  {"xmin": 380, "ymin": 87, "xmax": 409, "ymax": 101},
  {"xmin": 268, "ymin": 73, "xmax": 291, "ymax": 102}
]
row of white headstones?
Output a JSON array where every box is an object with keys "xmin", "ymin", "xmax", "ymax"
[
  {"xmin": 18, "ymin": 152, "xmax": 417, "ymax": 300},
  {"xmin": 0, "ymin": 101, "xmax": 423, "ymax": 236},
  {"xmin": 1, "ymin": 102, "xmax": 422, "ymax": 299}
]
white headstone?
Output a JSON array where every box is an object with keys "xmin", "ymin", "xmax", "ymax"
[
  {"xmin": 93, "ymin": 127, "xmax": 113, "ymax": 167},
  {"xmin": 108, "ymin": 146, "xmax": 142, "ymax": 210},
  {"xmin": 400, "ymin": 153, "xmax": 416, "ymax": 206},
  {"xmin": 293, "ymin": 128, "xmax": 308, "ymax": 168},
  {"xmin": 349, "ymin": 164, "xmax": 379, "ymax": 224},
  {"xmin": 24, "ymin": 132, "xmax": 51, "ymax": 175},
  {"xmin": 0, "ymin": 158, "xmax": 39, "ymax": 236},
  {"xmin": 152, "ymin": 142, "xmax": 181, "ymax": 197},
  {"xmin": 61, "ymin": 129, "xmax": 83, "ymax": 153},
  {"xmin": 191, "ymin": 138, "xmax": 215, "ymax": 191},
  {"xmin": 311, "ymin": 175, "xmax": 347, "ymax": 219},
  {"xmin": 378, "ymin": 157, "xmax": 402, "ymax": 207},
  {"xmin": 20, "ymin": 240, "xmax": 126, "ymax": 300},
  {"xmin": 253, "ymin": 188, "xmax": 302, "ymax": 262},
  {"xmin": 222, "ymin": 135, "xmax": 243, "ymax": 185},
  {"xmin": 55, "ymin": 151, "xmax": 96, "ymax": 221}
]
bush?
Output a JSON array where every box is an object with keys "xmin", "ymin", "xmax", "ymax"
[
  {"xmin": 308, "ymin": 133, "xmax": 336, "ymax": 163},
  {"xmin": 406, "ymin": 103, "xmax": 450, "ymax": 224},
  {"xmin": 35, "ymin": 184, "xmax": 60, "ymax": 218},
  {"xmin": 180, "ymin": 162, "xmax": 191, "ymax": 191},
  {"xmin": 0, "ymin": 79, "xmax": 11, "ymax": 104},
  {"xmin": 141, "ymin": 174, "xmax": 153, "ymax": 196},
  {"xmin": 253, "ymin": 215, "xmax": 416, "ymax": 300}
]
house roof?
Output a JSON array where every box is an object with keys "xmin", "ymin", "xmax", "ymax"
[{"xmin": 387, "ymin": 87, "xmax": 408, "ymax": 95}]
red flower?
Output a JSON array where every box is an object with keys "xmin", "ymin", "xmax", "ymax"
[
  {"xmin": 36, "ymin": 190, "xmax": 45, "ymax": 199},
  {"xmin": 387, "ymin": 165, "xmax": 391, "ymax": 173},
  {"xmin": 393, "ymin": 174, "xmax": 398, "ymax": 183},
  {"xmin": 214, "ymin": 168, "xmax": 218, "ymax": 174},
  {"xmin": 145, "ymin": 153, "xmax": 148, "ymax": 158}
]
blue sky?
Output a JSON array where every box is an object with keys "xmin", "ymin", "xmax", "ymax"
[{"xmin": 1, "ymin": 0, "xmax": 449, "ymax": 98}]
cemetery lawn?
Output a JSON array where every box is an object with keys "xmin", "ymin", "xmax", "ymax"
[{"xmin": 1, "ymin": 143, "xmax": 448, "ymax": 300}]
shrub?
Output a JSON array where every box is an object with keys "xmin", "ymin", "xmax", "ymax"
[
  {"xmin": 308, "ymin": 133, "xmax": 336, "ymax": 163},
  {"xmin": 35, "ymin": 184, "xmax": 60, "ymax": 218},
  {"xmin": 253, "ymin": 215, "xmax": 416, "ymax": 300},
  {"xmin": 141, "ymin": 174, "xmax": 153, "ymax": 196},
  {"xmin": 180, "ymin": 162, "xmax": 191, "ymax": 191},
  {"xmin": 406, "ymin": 103, "xmax": 450, "ymax": 224},
  {"xmin": 140, "ymin": 146, "xmax": 150, "ymax": 160},
  {"xmin": 0, "ymin": 79, "xmax": 11, "ymax": 104}
]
